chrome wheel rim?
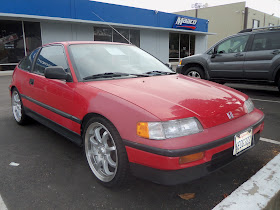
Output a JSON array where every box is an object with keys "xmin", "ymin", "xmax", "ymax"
[
  {"xmin": 187, "ymin": 71, "xmax": 201, "ymax": 78},
  {"xmin": 85, "ymin": 122, "xmax": 118, "ymax": 182},
  {"xmin": 12, "ymin": 91, "xmax": 22, "ymax": 122}
]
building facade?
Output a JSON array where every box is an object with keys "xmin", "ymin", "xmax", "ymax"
[
  {"xmin": 0, "ymin": 0, "xmax": 211, "ymax": 71},
  {"xmin": 176, "ymin": 2, "xmax": 280, "ymax": 48}
]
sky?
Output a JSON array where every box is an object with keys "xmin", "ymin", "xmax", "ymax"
[{"xmin": 93, "ymin": 0, "xmax": 280, "ymax": 17}]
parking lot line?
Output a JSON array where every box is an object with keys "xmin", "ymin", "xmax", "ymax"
[
  {"xmin": 260, "ymin": 137, "xmax": 280, "ymax": 145},
  {"xmin": 252, "ymin": 98, "xmax": 280, "ymax": 103},
  {"xmin": 213, "ymin": 153, "xmax": 280, "ymax": 210},
  {"xmin": 0, "ymin": 194, "xmax": 8, "ymax": 210}
]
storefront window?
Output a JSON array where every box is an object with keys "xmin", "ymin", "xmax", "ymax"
[
  {"xmin": 113, "ymin": 28, "xmax": 129, "ymax": 43},
  {"xmin": 190, "ymin": 35, "xmax": 195, "ymax": 56},
  {"xmin": 94, "ymin": 27, "xmax": 112, "ymax": 42},
  {"xmin": 169, "ymin": 33, "xmax": 195, "ymax": 62},
  {"xmin": 130, "ymin": 30, "xmax": 140, "ymax": 47},
  {"xmin": 0, "ymin": 20, "xmax": 25, "ymax": 66},
  {"xmin": 24, "ymin": 22, "xmax": 42, "ymax": 54},
  {"xmin": 0, "ymin": 20, "xmax": 42, "ymax": 71},
  {"xmin": 94, "ymin": 27, "xmax": 140, "ymax": 47},
  {"xmin": 169, "ymin": 33, "xmax": 179, "ymax": 62},
  {"xmin": 180, "ymin": 34, "xmax": 189, "ymax": 58}
]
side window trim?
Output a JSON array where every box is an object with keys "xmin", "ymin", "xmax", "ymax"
[
  {"xmin": 30, "ymin": 47, "xmax": 42, "ymax": 74},
  {"xmin": 242, "ymin": 34, "xmax": 252, "ymax": 52},
  {"xmin": 216, "ymin": 34, "xmax": 249, "ymax": 54},
  {"xmin": 245, "ymin": 34, "xmax": 255, "ymax": 52},
  {"xmin": 32, "ymin": 44, "xmax": 72, "ymax": 81}
]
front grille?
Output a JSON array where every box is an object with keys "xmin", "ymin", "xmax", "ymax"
[
  {"xmin": 206, "ymin": 132, "xmax": 260, "ymax": 172},
  {"xmin": 207, "ymin": 147, "xmax": 235, "ymax": 172}
]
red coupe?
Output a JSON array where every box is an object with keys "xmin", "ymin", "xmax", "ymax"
[{"xmin": 10, "ymin": 41, "xmax": 264, "ymax": 187}]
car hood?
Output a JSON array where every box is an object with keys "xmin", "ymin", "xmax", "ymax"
[{"xmin": 85, "ymin": 74, "xmax": 248, "ymax": 128}]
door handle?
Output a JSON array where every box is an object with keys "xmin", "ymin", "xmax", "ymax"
[
  {"xmin": 234, "ymin": 53, "xmax": 244, "ymax": 57},
  {"xmin": 272, "ymin": 50, "xmax": 280, "ymax": 55},
  {"xmin": 29, "ymin": 78, "xmax": 34, "ymax": 85}
]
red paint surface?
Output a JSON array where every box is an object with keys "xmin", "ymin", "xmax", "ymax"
[{"xmin": 10, "ymin": 41, "xmax": 264, "ymax": 170}]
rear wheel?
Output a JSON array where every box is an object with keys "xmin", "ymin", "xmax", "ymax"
[
  {"xmin": 11, "ymin": 89, "xmax": 29, "ymax": 125},
  {"xmin": 83, "ymin": 116, "xmax": 129, "ymax": 187},
  {"xmin": 184, "ymin": 66, "xmax": 205, "ymax": 79}
]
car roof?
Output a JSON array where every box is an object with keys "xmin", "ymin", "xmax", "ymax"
[{"xmin": 42, "ymin": 41, "xmax": 131, "ymax": 47}]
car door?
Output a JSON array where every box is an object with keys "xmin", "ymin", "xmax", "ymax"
[
  {"xmin": 25, "ymin": 44, "xmax": 79, "ymax": 132},
  {"xmin": 208, "ymin": 34, "xmax": 250, "ymax": 79},
  {"xmin": 244, "ymin": 31, "xmax": 280, "ymax": 80}
]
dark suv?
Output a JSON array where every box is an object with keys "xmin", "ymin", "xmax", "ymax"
[{"xmin": 176, "ymin": 26, "xmax": 280, "ymax": 91}]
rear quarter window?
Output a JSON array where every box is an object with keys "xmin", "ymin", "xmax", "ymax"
[{"xmin": 251, "ymin": 32, "xmax": 280, "ymax": 51}]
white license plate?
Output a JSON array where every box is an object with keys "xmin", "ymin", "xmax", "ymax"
[{"xmin": 233, "ymin": 129, "xmax": 253, "ymax": 156}]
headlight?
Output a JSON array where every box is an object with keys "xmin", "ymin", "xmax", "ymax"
[
  {"xmin": 179, "ymin": 59, "xmax": 182, "ymax": 65},
  {"xmin": 137, "ymin": 118, "xmax": 203, "ymax": 140},
  {"xmin": 244, "ymin": 98, "xmax": 254, "ymax": 113}
]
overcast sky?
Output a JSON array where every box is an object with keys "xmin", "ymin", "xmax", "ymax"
[{"xmin": 93, "ymin": 0, "xmax": 280, "ymax": 17}]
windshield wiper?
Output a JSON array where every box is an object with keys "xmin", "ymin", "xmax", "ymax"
[
  {"xmin": 144, "ymin": 71, "xmax": 176, "ymax": 75},
  {"xmin": 83, "ymin": 72, "xmax": 150, "ymax": 80}
]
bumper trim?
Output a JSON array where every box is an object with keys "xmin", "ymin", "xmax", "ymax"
[
  {"xmin": 130, "ymin": 133, "xmax": 260, "ymax": 185},
  {"xmin": 123, "ymin": 116, "xmax": 264, "ymax": 157}
]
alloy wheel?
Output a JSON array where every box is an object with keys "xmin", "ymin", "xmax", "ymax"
[
  {"xmin": 12, "ymin": 91, "xmax": 22, "ymax": 122},
  {"xmin": 85, "ymin": 122, "xmax": 118, "ymax": 182},
  {"xmin": 187, "ymin": 71, "xmax": 201, "ymax": 78}
]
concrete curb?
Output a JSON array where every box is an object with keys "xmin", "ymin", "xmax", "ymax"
[
  {"xmin": 0, "ymin": 71, "xmax": 13, "ymax": 76},
  {"xmin": 213, "ymin": 153, "xmax": 280, "ymax": 210}
]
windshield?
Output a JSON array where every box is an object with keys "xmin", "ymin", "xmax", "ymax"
[{"xmin": 68, "ymin": 43, "xmax": 174, "ymax": 80}]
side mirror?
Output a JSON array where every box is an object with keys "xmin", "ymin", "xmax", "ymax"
[
  {"xmin": 211, "ymin": 48, "xmax": 218, "ymax": 58},
  {"xmin": 45, "ymin": 66, "xmax": 72, "ymax": 82}
]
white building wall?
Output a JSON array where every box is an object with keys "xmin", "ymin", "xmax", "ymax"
[
  {"xmin": 195, "ymin": 35, "xmax": 208, "ymax": 54},
  {"xmin": 41, "ymin": 22, "xmax": 93, "ymax": 44},
  {"xmin": 140, "ymin": 29, "xmax": 169, "ymax": 63}
]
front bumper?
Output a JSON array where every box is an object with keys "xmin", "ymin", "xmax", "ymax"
[
  {"xmin": 176, "ymin": 65, "xmax": 183, "ymax": 74},
  {"xmin": 124, "ymin": 114, "xmax": 264, "ymax": 185},
  {"xmin": 129, "ymin": 132, "xmax": 261, "ymax": 185}
]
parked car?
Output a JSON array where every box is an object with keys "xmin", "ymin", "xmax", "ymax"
[
  {"xmin": 176, "ymin": 26, "xmax": 280, "ymax": 92},
  {"xmin": 10, "ymin": 41, "xmax": 264, "ymax": 187}
]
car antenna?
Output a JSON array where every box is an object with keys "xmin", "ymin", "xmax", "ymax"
[{"xmin": 91, "ymin": 11, "xmax": 132, "ymax": 45}]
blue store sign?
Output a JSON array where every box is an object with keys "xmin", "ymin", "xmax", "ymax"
[{"xmin": 173, "ymin": 16, "xmax": 198, "ymax": 30}]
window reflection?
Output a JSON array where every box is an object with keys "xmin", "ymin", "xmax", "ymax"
[
  {"xmin": 24, "ymin": 22, "xmax": 42, "ymax": 54},
  {"xmin": 94, "ymin": 27, "xmax": 140, "ymax": 47},
  {"xmin": 0, "ymin": 20, "xmax": 24, "ymax": 65},
  {"xmin": 113, "ymin": 28, "xmax": 129, "ymax": 43},
  {"xmin": 0, "ymin": 20, "xmax": 42, "ymax": 71},
  {"xmin": 169, "ymin": 33, "xmax": 196, "ymax": 62}
]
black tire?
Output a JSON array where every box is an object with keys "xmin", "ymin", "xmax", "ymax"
[
  {"xmin": 83, "ymin": 116, "xmax": 129, "ymax": 188},
  {"xmin": 278, "ymin": 77, "xmax": 280, "ymax": 92},
  {"xmin": 11, "ymin": 89, "xmax": 30, "ymax": 125},
  {"xmin": 183, "ymin": 66, "xmax": 205, "ymax": 79}
]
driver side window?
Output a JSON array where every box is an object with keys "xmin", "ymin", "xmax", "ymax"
[
  {"xmin": 216, "ymin": 35, "xmax": 249, "ymax": 54},
  {"xmin": 33, "ymin": 45, "xmax": 69, "ymax": 75}
]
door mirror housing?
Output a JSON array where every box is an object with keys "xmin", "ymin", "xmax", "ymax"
[
  {"xmin": 211, "ymin": 47, "xmax": 219, "ymax": 58},
  {"xmin": 45, "ymin": 66, "xmax": 72, "ymax": 82}
]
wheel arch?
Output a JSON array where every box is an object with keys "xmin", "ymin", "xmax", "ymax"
[
  {"xmin": 182, "ymin": 63, "xmax": 205, "ymax": 75},
  {"xmin": 182, "ymin": 62, "xmax": 209, "ymax": 79},
  {"xmin": 274, "ymin": 68, "xmax": 280, "ymax": 84},
  {"xmin": 81, "ymin": 112, "xmax": 113, "ymax": 140}
]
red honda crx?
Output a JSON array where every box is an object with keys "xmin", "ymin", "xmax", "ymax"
[{"xmin": 10, "ymin": 41, "xmax": 264, "ymax": 187}]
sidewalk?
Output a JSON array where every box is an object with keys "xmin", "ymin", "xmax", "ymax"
[
  {"xmin": 213, "ymin": 153, "xmax": 280, "ymax": 210},
  {"xmin": 0, "ymin": 71, "xmax": 13, "ymax": 76}
]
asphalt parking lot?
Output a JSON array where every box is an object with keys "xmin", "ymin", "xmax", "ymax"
[{"xmin": 0, "ymin": 75, "xmax": 279, "ymax": 210}]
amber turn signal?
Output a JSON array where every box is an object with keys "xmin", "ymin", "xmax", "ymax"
[
  {"xmin": 137, "ymin": 122, "xmax": 149, "ymax": 139},
  {"xmin": 179, "ymin": 152, "xmax": 204, "ymax": 164}
]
